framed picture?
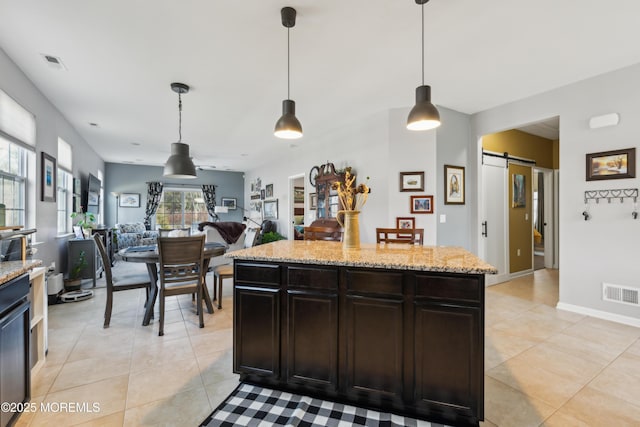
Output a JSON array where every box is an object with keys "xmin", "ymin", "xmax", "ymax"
[
  {"xmin": 586, "ymin": 147, "xmax": 636, "ymax": 181},
  {"xmin": 221, "ymin": 197, "xmax": 237, "ymax": 210},
  {"xmin": 265, "ymin": 184, "xmax": 274, "ymax": 198},
  {"xmin": 264, "ymin": 199, "xmax": 278, "ymax": 220},
  {"xmin": 396, "ymin": 217, "xmax": 416, "ymax": 237},
  {"xmin": 260, "ymin": 189, "xmax": 266, "ymax": 200},
  {"xmin": 40, "ymin": 152, "xmax": 57, "ymax": 202},
  {"xmin": 512, "ymin": 174, "xmax": 526, "ymax": 208},
  {"xmin": 400, "ymin": 171, "xmax": 425, "ymax": 192},
  {"xmin": 250, "ymin": 193, "xmax": 261, "ymax": 200},
  {"xmin": 119, "ymin": 193, "xmax": 140, "ymax": 208},
  {"xmin": 410, "ymin": 195, "xmax": 433, "ymax": 214},
  {"xmin": 250, "ymin": 200, "xmax": 262, "ymax": 213},
  {"xmin": 309, "ymin": 192, "xmax": 317, "ymax": 210},
  {"xmin": 294, "ymin": 186, "xmax": 304, "ymax": 203},
  {"xmin": 444, "ymin": 165, "xmax": 465, "ymax": 205}
]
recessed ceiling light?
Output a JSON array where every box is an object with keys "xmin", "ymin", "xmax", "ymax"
[
  {"xmin": 89, "ymin": 122, "xmax": 99, "ymax": 127},
  {"xmin": 240, "ymin": 153, "xmax": 249, "ymax": 157},
  {"xmin": 131, "ymin": 142, "xmax": 141, "ymax": 146}
]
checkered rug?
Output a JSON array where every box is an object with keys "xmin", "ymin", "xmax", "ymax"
[{"xmin": 200, "ymin": 383, "xmax": 451, "ymax": 427}]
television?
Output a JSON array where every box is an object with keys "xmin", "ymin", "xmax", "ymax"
[{"xmin": 86, "ymin": 173, "xmax": 101, "ymax": 214}]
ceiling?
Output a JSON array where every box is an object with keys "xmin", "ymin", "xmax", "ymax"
[{"xmin": 1, "ymin": 0, "xmax": 639, "ymax": 171}]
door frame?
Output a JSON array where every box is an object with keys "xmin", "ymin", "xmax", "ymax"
[{"xmin": 288, "ymin": 173, "xmax": 305, "ymax": 240}]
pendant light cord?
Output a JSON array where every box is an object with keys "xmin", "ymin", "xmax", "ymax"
[
  {"xmin": 421, "ymin": 2, "xmax": 425, "ymax": 86},
  {"xmin": 287, "ymin": 26, "xmax": 291, "ymax": 100},
  {"xmin": 178, "ymin": 92, "xmax": 182, "ymax": 143}
]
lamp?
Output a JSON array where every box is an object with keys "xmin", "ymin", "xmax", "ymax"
[
  {"xmin": 163, "ymin": 82, "xmax": 197, "ymax": 178},
  {"xmin": 407, "ymin": 0, "xmax": 441, "ymax": 131},
  {"xmin": 274, "ymin": 7, "xmax": 303, "ymax": 139},
  {"xmin": 110, "ymin": 192, "xmax": 120, "ymax": 225}
]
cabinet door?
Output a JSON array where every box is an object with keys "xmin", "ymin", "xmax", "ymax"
[
  {"xmin": 286, "ymin": 290, "xmax": 338, "ymax": 390},
  {"xmin": 234, "ymin": 285, "xmax": 280, "ymax": 379},
  {"xmin": 344, "ymin": 295, "xmax": 404, "ymax": 400},
  {"xmin": 413, "ymin": 302, "xmax": 482, "ymax": 419},
  {"xmin": 0, "ymin": 300, "xmax": 30, "ymax": 427}
]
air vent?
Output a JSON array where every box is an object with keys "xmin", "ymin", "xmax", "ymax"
[
  {"xmin": 603, "ymin": 283, "xmax": 639, "ymax": 306},
  {"xmin": 40, "ymin": 54, "xmax": 67, "ymax": 70}
]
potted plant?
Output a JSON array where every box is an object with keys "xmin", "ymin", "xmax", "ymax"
[
  {"xmin": 260, "ymin": 231, "xmax": 286, "ymax": 244},
  {"xmin": 64, "ymin": 250, "xmax": 87, "ymax": 291},
  {"xmin": 71, "ymin": 210, "xmax": 96, "ymax": 238}
]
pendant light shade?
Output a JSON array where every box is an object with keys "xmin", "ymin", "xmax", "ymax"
[
  {"xmin": 164, "ymin": 82, "xmax": 197, "ymax": 179},
  {"xmin": 274, "ymin": 99, "xmax": 302, "ymax": 139},
  {"xmin": 164, "ymin": 142, "xmax": 196, "ymax": 179},
  {"xmin": 407, "ymin": 85, "xmax": 440, "ymax": 131},
  {"xmin": 407, "ymin": 0, "xmax": 441, "ymax": 131},
  {"xmin": 274, "ymin": 6, "xmax": 302, "ymax": 139}
]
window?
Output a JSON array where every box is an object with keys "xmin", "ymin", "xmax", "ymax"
[
  {"xmin": 57, "ymin": 138, "xmax": 72, "ymax": 233},
  {"xmin": 0, "ymin": 90, "xmax": 35, "ymax": 228},
  {"xmin": 156, "ymin": 189, "xmax": 209, "ymax": 231},
  {"xmin": 0, "ymin": 136, "xmax": 29, "ymax": 226}
]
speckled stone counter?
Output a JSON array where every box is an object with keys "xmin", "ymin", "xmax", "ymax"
[
  {"xmin": 0, "ymin": 260, "xmax": 43, "ymax": 286},
  {"xmin": 227, "ymin": 240, "xmax": 497, "ymax": 274}
]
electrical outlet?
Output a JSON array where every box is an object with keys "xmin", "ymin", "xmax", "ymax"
[{"xmin": 517, "ymin": 249, "xmax": 521, "ymax": 256}]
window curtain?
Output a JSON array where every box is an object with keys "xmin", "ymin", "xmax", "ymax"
[
  {"xmin": 144, "ymin": 182, "xmax": 163, "ymax": 230},
  {"xmin": 202, "ymin": 184, "xmax": 218, "ymax": 221}
]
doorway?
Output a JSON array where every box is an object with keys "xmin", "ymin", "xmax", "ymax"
[
  {"xmin": 479, "ymin": 117, "xmax": 559, "ymax": 285},
  {"xmin": 288, "ymin": 174, "xmax": 305, "ymax": 240}
]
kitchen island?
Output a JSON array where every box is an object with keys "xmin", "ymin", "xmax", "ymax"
[{"xmin": 227, "ymin": 240, "xmax": 496, "ymax": 427}]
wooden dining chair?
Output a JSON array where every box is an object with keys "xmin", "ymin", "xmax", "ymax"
[
  {"xmin": 157, "ymin": 235, "xmax": 206, "ymax": 336},
  {"xmin": 303, "ymin": 226, "xmax": 343, "ymax": 241},
  {"xmin": 158, "ymin": 228, "xmax": 191, "ymax": 237},
  {"xmin": 376, "ymin": 227, "xmax": 424, "ymax": 245},
  {"xmin": 93, "ymin": 234, "xmax": 151, "ymax": 328}
]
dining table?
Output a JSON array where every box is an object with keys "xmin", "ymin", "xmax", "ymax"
[{"xmin": 118, "ymin": 241, "xmax": 227, "ymax": 326}]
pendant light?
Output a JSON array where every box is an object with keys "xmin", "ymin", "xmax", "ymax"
[
  {"xmin": 163, "ymin": 82, "xmax": 197, "ymax": 178},
  {"xmin": 274, "ymin": 6, "xmax": 303, "ymax": 139},
  {"xmin": 407, "ymin": 0, "xmax": 441, "ymax": 131}
]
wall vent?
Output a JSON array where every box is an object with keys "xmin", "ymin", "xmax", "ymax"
[
  {"xmin": 603, "ymin": 283, "xmax": 639, "ymax": 307},
  {"xmin": 40, "ymin": 54, "xmax": 67, "ymax": 70}
]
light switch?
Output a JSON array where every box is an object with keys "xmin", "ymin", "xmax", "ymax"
[
  {"xmin": 525, "ymin": 213, "xmax": 529, "ymax": 221},
  {"xmin": 439, "ymin": 214, "xmax": 446, "ymax": 223}
]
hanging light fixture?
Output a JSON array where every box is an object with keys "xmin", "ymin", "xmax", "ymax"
[
  {"xmin": 407, "ymin": 0, "xmax": 441, "ymax": 131},
  {"xmin": 163, "ymin": 82, "xmax": 197, "ymax": 179},
  {"xmin": 274, "ymin": 6, "xmax": 303, "ymax": 139}
]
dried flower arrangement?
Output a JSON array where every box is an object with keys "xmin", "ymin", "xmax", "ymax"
[{"xmin": 331, "ymin": 167, "xmax": 370, "ymax": 211}]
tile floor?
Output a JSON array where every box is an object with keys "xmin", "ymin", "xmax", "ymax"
[{"xmin": 16, "ymin": 266, "xmax": 640, "ymax": 426}]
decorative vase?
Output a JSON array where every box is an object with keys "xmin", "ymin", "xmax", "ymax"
[{"xmin": 337, "ymin": 210, "xmax": 360, "ymax": 249}]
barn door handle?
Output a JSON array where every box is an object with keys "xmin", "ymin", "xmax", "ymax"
[{"xmin": 482, "ymin": 221, "xmax": 488, "ymax": 237}]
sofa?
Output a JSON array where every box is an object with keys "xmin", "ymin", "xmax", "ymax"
[
  {"xmin": 114, "ymin": 222, "xmax": 159, "ymax": 251},
  {"xmin": 198, "ymin": 221, "xmax": 254, "ymax": 267}
]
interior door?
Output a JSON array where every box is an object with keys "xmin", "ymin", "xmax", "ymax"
[
  {"xmin": 481, "ymin": 155, "xmax": 509, "ymax": 285},
  {"xmin": 542, "ymin": 169, "xmax": 555, "ymax": 268}
]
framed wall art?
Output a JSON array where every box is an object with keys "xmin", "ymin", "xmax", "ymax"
[
  {"xmin": 396, "ymin": 217, "xmax": 416, "ymax": 237},
  {"xmin": 586, "ymin": 147, "xmax": 636, "ymax": 181},
  {"xmin": 309, "ymin": 192, "xmax": 317, "ymax": 210},
  {"xmin": 444, "ymin": 165, "xmax": 465, "ymax": 205},
  {"xmin": 40, "ymin": 152, "xmax": 57, "ymax": 202},
  {"xmin": 294, "ymin": 186, "xmax": 304, "ymax": 203},
  {"xmin": 119, "ymin": 193, "xmax": 141, "ymax": 208},
  {"xmin": 400, "ymin": 171, "xmax": 424, "ymax": 192},
  {"xmin": 221, "ymin": 197, "xmax": 237, "ymax": 209},
  {"xmin": 512, "ymin": 174, "xmax": 526, "ymax": 208},
  {"xmin": 264, "ymin": 199, "xmax": 278, "ymax": 220},
  {"xmin": 410, "ymin": 195, "xmax": 433, "ymax": 214},
  {"xmin": 265, "ymin": 184, "xmax": 274, "ymax": 198}
]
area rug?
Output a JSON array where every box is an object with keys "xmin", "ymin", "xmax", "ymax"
[{"xmin": 200, "ymin": 382, "xmax": 450, "ymax": 427}]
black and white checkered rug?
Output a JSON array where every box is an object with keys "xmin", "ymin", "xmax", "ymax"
[{"xmin": 200, "ymin": 383, "xmax": 451, "ymax": 427}]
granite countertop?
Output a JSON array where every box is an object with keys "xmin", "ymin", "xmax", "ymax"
[
  {"xmin": 0, "ymin": 260, "xmax": 43, "ymax": 285},
  {"xmin": 227, "ymin": 240, "xmax": 497, "ymax": 274}
]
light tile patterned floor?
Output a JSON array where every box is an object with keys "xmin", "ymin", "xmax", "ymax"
[{"xmin": 16, "ymin": 266, "xmax": 640, "ymax": 426}]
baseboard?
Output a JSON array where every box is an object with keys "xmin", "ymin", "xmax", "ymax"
[{"xmin": 556, "ymin": 302, "xmax": 640, "ymax": 328}]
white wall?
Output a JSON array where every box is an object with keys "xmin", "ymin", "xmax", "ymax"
[
  {"xmin": 245, "ymin": 107, "xmax": 439, "ymax": 244},
  {"xmin": 0, "ymin": 48, "xmax": 104, "ymax": 273},
  {"xmin": 472, "ymin": 62, "xmax": 640, "ymax": 323}
]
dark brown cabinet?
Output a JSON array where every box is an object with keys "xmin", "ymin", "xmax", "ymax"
[{"xmin": 233, "ymin": 260, "xmax": 485, "ymax": 426}]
